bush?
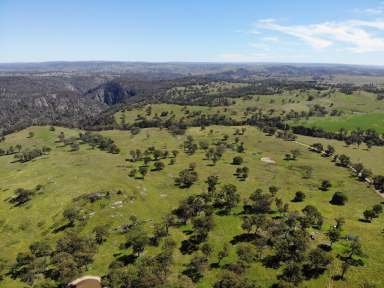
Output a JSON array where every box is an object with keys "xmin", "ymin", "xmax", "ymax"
[
  {"xmin": 330, "ymin": 192, "xmax": 348, "ymax": 205},
  {"xmin": 372, "ymin": 204, "xmax": 383, "ymax": 215},
  {"xmin": 175, "ymin": 169, "xmax": 198, "ymax": 188},
  {"xmin": 320, "ymin": 180, "xmax": 331, "ymax": 191},
  {"xmin": 154, "ymin": 161, "xmax": 165, "ymax": 171},
  {"xmin": 292, "ymin": 191, "xmax": 305, "ymax": 202},
  {"xmin": 9, "ymin": 188, "xmax": 35, "ymax": 206},
  {"xmin": 232, "ymin": 156, "xmax": 243, "ymax": 165},
  {"xmin": 363, "ymin": 209, "xmax": 376, "ymax": 222}
]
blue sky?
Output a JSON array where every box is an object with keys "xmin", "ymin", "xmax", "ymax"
[{"xmin": 1, "ymin": 0, "xmax": 384, "ymax": 64}]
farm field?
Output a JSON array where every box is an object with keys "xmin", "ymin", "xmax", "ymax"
[
  {"xmin": 293, "ymin": 113, "xmax": 384, "ymax": 134},
  {"xmin": 0, "ymin": 125, "xmax": 383, "ymax": 287}
]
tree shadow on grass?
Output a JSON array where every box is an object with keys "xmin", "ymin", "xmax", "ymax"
[
  {"xmin": 358, "ymin": 218, "xmax": 371, "ymax": 223},
  {"xmin": 180, "ymin": 238, "xmax": 200, "ymax": 255},
  {"xmin": 230, "ymin": 233, "xmax": 258, "ymax": 245},
  {"xmin": 302, "ymin": 264, "xmax": 328, "ymax": 280},
  {"xmin": 261, "ymin": 255, "xmax": 281, "ymax": 269},
  {"xmin": 116, "ymin": 254, "xmax": 138, "ymax": 265},
  {"xmin": 9, "ymin": 200, "xmax": 31, "ymax": 208},
  {"xmin": 182, "ymin": 267, "xmax": 203, "ymax": 283},
  {"xmin": 55, "ymin": 143, "xmax": 67, "ymax": 148},
  {"xmin": 52, "ymin": 222, "xmax": 73, "ymax": 233},
  {"xmin": 318, "ymin": 243, "xmax": 332, "ymax": 252},
  {"xmin": 235, "ymin": 210, "xmax": 247, "ymax": 216},
  {"xmin": 215, "ymin": 209, "xmax": 231, "ymax": 216},
  {"xmin": 337, "ymin": 256, "xmax": 364, "ymax": 267},
  {"xmin": 332, "ymin": 275, "xmax": 344, "ymax": 281}
]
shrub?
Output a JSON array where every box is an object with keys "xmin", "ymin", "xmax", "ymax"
[
  {"xmin": 232, "ymin": 156, "xmax": 243, "ymax": 165},
  {"xmin": 363, "ymin": 209, "xmax": 376, "ymax": 222},
  {"xmin": 330, "ymin": 192, "xmax": 348, "ymax": 205},
  {"xmin": 175, "ymin": 169, "xmax": 198, "ymax": 188},
  {"xmin": 372, "ymin": 204, "xmax": 383, "ymax": 215},
  {"xmin": 320, "ymin": 180, "xmax": 331, "ymax": 191},
  {"xmin": 292, "ymin": 191, "xmax": 305, "ymax": 202}
]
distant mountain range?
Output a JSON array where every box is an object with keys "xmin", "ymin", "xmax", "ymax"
[{"xmin": 1, "ymin": 61, "xmax": 384, "ymax": 76}]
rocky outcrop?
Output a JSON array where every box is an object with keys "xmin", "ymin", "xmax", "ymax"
[
  {"xmin": 89, "ymin": 81, "xmax": 136, "ymax": 105},
  {"xmin": 0, "ymin": 75, "xmax": 107, "ymax": 134}
]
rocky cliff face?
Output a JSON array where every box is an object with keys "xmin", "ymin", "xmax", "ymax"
[
  {"xmin": 87, "ymin": 81, "xmax": 136, "ymax": 105},
  {"xmin": 0, "ymin": 71, "xmax": 171, "ymax": 134},
  {"xmin": 0, "ymin": 75, "xmax": 110, "ymax": 133}
]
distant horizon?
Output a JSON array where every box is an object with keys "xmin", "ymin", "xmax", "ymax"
[{"xmin": 1, "ymin": 60, "xmax": 384, "ymax": 68}]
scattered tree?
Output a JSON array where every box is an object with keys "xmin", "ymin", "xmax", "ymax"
[
  {"xmin": 330, "ymin": 192, "xmax": 348, "ymax": 205},
  {"xmin": 292, "ymin": 191, "xmax": 305, "ymax": 202}
]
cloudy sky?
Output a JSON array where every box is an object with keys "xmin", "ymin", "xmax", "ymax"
[{"xmin": 1, "ymin": 0, "xmax": 384, "ymax": 64}]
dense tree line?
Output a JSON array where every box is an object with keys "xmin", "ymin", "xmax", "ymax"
[
  {"xmin": 307, "ymin": 142, "xmax": 384, "ymax": 195},
  {"xmin": 293, "ymin": 126, "xmax": 384, "ymax": 147}
]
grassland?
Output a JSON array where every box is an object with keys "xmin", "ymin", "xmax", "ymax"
[
  {"xmin": 292, "ymin": 113, "xmax": 384, "ymax": 134},
  {"xmin": 0, "ymin": 124, "xmax": 383, "ymax": 288},
  {"xmin": 117, "ymin": 89, "xmax": 384, "ymax": 134},
  {"xmin": 296, "ymin": 134, "xmax": 384, "ymax": 175}
]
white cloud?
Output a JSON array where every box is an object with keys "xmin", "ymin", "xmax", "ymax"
[
  {"xmin": 364, "ymin": 7, "xmax": 384, "ymax": 14},
  {"xmin": 217, "ymin": 51, "xmax": 312, "ymax": 62},
  {"xmin": 249, "ymin": 37, "xmax": 279, "ymax": 51},
  {"xmin": 249, "ymin": 43, "xmax": 269, "ymax": 50},
  {"xmin": 218, "ymin": 5, "xmax": 384, "ymax": 64},
  {"xmin": 250, "ymin": 30, "xmax": 261, "ymax": 35},
  {"xmin": 255, "ymin": 18, "xmax": 384, "ymax": 53},
  {"xmin": 262, "ymin": 36, "xmax": 279, "ymax": 43},
  {"xmin": 255, "ymin": 19, "xmax": 332, "ymax": 49},
  {"xmin": 354, "ymin": 3, "xmax": 384, "ymax": 15}
]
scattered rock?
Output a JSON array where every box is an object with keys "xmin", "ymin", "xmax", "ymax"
[
  {"xmin": 111, "ymin": 200, "xmax": 123, "ymax": 209},
  {"xmin": 261, "ymin": 157, "xmax": 276, "ymax": 164}
]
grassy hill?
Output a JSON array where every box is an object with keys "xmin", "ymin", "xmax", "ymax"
[
  {"xmin": 293, "ymin": 113, "xmax": 384, "ymax": 134},
  {"xmin": 0, "ymin": 124, "xmax": 383, "ymax": 287},
  {"xmin": 296, "ymin": 134, "xmax": 384, "ymax": 175},
  {"xmin": 116, "ymin": 89, "xmax": 384, "ymax": 135}
]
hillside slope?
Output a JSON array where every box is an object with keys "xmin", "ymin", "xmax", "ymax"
[{"xmin": 0, "ymin": 125, "xmax": 383, "ymax": 287}]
